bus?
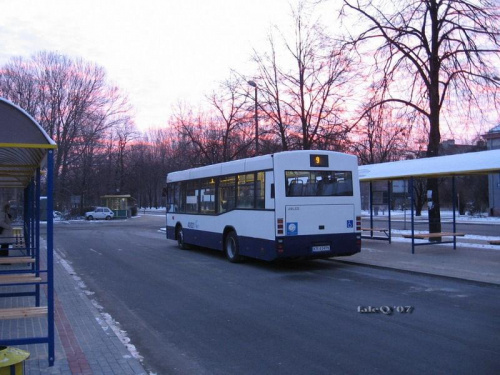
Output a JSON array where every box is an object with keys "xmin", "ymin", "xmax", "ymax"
[{"xmin": 165, "ymin": 150, "xmax": 361, "ymax": 262}]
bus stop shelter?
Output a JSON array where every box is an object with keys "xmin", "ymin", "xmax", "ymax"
[
  {"xmin": 101, "ymin": 194, "xmax": 137, "ymax": 218},
  {"xmin": 358, "ymin": 149, "xmax": 500, "ymax": 253},
  {"xmin": 0, "ymin": 97, "xmax": 57, "ymax": 366}
]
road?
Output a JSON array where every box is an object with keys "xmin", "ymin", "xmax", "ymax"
[{"xmin": 52, "ymin": 215, "xmax": 500, "ymax": 375}]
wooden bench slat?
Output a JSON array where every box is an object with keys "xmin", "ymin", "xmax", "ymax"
[
  {"xmin": 402, "ymin": 232, "xmax": 465, "ymax": 239},
  {"xmin": 0, "ymin": 257, "xmax": 35, "ymax": 264},
  {"xmin": 0, "ymin": 273, "xmax": 42, "ymax": 285},
  {"xmin": 0, "ymin": 306, "xmax": 48, "ymax": 320}
]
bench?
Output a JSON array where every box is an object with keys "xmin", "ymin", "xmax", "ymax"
[
  {"xmin": 0, "ymin": 273, "xmax": 42, "ymax": 285},
  {"xmin": 403, "ymin": 232, "xmax": 466, "ymax": 253},
  {"xmin": 0, "ymin": 306, "xmax": 48, "ymax": 320},
  {"xmin": 362, "ymin": 227, "xmax": 389, "ymax": 234},
  {"xmin": 402, "ymin": 232, "xmax": 465, "ymax": 240},
  {"xmin": 0, "ymin": 256, "xmax": 35, "ymax": 265},
  {"xmin": 361, "ymin": 227, "xmax": 391, "ymax": 242}
]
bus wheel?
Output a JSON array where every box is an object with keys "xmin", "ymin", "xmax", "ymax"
[
  {"xmin": 225, "ymin": 231, "xmax": 242, "ymax": 263},
  {"xmin": 176, "ymin": 226, "xmax": 188, "ymax": 250}
]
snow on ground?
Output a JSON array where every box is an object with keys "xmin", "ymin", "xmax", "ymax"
[
  {"xmin": 385, "ymin": 230, "xmax": 500, "ymax": 251},
  {"xmin": 362, "ymin": 210, "xmax": 500, "ymax": 224}
]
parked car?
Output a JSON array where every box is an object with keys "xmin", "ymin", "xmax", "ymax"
[
  {"xmin": 85, "ymin": 207, "xmax": 114, "ymax": 220},
  {"xmin": 54, "ymin": 211, "xmax": 63, "ymax": 220}
]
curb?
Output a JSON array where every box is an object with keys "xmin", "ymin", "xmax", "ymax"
[{"xmin": 331, "ymin": 258, "xmax": 500, "ymax": 287}]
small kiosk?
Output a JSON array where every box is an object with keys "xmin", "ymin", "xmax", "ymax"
[{"xmin": 101, "ymin": 195, "xmax": 137, "ymax": 218}]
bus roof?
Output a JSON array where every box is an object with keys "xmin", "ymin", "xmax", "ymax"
[{"xmin": 166, "ymin": 150, "xmax": 356, "ymax": 183}]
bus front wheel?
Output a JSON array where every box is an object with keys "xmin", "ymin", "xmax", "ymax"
[
  {"xmin": 176, "ymin": 226, "xmax": 188, "ymax": 250},
  {"xmin": 225, "ymin": 231, "xmax": 242, "ymax": 263}
]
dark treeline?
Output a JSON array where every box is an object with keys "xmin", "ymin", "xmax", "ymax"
[{"xmin": 1, "ymin": 1, "xmax": 499, "ymax": 219}]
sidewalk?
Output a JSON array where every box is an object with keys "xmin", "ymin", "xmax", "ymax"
[
  {"xmin": 0, "ymin": 249, "xmax": 148, "ymax": 375},
  {"xmin": 339, "ymin": 235, "xmax": 500, "ymax": 285}
]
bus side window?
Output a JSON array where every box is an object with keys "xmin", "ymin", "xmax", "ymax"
[
  {"xmin": 166, "ymin": 184, "xmax": 179, "ymax": 212},
  {"xmin": 237, "ymin": 173, "xmax": 255, "ymax": 209},
  {"xmin": 270, "ymin": 183, "xmax": 275, "ymax": 199},
  {"xmin": 200, "ymin": 178, "xmax": 216, "ymax": 214},
  {"xmin": 219, "ymin": 175, "xmax": 236, "ymax": 213},
  {"xmin": 256, "ymin": 172, "xmax": 265, "ymax": 209},
  {"xmin": 185, "ymin": 180, "xmax": 199, "ymax": 213}
]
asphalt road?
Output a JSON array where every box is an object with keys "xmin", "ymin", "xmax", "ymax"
[{"xmin": 52, "ymin": 215, "xmax": 500, "ymax": 375}]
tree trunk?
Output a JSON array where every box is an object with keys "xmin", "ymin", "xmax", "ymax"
[
  {"xmin": 426, "ymin": 93, "xmax": 442, "ymax": 238},
  {"xmin": 426, "ymin": 0, "xmax": 441, "ymax": 239},
  {"xmin": 426, "ymin": 112, "xmax": 442, "ymax": 238}
]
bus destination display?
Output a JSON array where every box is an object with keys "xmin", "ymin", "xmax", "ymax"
[{"xmin": 310, "ymin": 154, "xmax": 329, "ymax": 167}]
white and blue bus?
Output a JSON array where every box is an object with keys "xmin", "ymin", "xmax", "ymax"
[{"xmin": 165, "ymin": 150, "xmax": 361, "ymax": 262}]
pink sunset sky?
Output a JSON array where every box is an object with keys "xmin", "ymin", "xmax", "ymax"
[
  {"xmin": 1, "ymin": 0, "xmax": 339, "ymax": 131},
  {"xmin": 1, "ymin": 0, "xmax": 497, "ymax": 140}
]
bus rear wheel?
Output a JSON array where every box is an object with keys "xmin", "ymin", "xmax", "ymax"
[
  {"xmin": 176, "ymin": 226, "xmax": 188, "ymax": 250},
  {"xmin": 225, "ymin": 231, "xmax": 242, "ymax": 263}
]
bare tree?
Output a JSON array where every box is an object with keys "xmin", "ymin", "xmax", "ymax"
[
  {"xmin": 353, "ymin": 105, "xmax": 411, "ymax": 164},
  {"xmin": 340, "ymin": 0, "xmax": 500, "ymax": 234},
  {"xmin": 206, "ymin": 76, "xmax": 255, "ymax": 161},
  {"xmin": 113, "ymin": 119, "xmax": 139, "ymax": 193},
  {"xmin": 0, "ymin": 56, "xmax": 40, "ymax": 116},
  {"xmin": 251, "ymin": 34, "xmax": 293, "ymax": 151},
  {"xmin": 172, "ymin": 77, "xmax": 254, "ymax": 165},
  {"xmin": 0, "ymin": 51, "xmax": 133, "ymax": 209},
  {"xmin": 125, "ymin": 127, "xmax": 187, "ymax": 208},
  {"xmin": 250, "ymin": 2, "xmax": 355, "ymax": 151}
]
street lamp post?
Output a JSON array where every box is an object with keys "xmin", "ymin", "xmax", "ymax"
[{"xmin": 247, "ymin": 80, "xmax": 259, "ymax": 156}]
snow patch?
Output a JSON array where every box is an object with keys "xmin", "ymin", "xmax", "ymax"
[{"xmin": 98, "ymin": 312, "xmax": 144, "ymax": 362}]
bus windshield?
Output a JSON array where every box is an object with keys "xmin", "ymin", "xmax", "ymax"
[{"xmin": 285, "ymin": 170, "xmax": 353, "ymax": 197}]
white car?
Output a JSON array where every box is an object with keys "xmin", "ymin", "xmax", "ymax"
[{"xmin": 85, "ymin": 207, "xmax": 114, "ymax": 220}]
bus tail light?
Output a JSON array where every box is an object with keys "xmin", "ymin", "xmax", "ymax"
[
  {"xmin": 277, "ymin": 218, "xmax": 284, "ymax": 235},
  {"xmin": 356, "ymin": 216, "xmax": 361, "ymax": 231},
  {"xmin": 276, "ymin": 238, "xmax": 284, "ymax": 254}
]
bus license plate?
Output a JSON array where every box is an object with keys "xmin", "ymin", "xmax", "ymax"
[{"xmin": 312, "ymin": 245, "xmax": 330, "ymax": 252}]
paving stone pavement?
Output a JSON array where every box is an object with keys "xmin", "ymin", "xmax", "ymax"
[
  {"xmin": 1, "ymin": 247, "xmax": 148, "ymax": 375},
  {"xmin": 340, "ymin": 233, "xmax": 500, "ymax": 285}
]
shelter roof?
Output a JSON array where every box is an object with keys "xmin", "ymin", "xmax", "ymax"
[
  {"xmin": 0, "ymin": 98, "xmax": 57, "ymax": 188},
  {"xmin": 358, "ymin": 149, "xmax": 500, "ymax": 181}
]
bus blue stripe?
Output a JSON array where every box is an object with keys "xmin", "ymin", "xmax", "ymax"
[{"xmin": 166, "ymin": 226, "xmax": 359, "ymax": 261}]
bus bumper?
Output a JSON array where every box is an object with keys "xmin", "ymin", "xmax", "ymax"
[{"xmin": 276, "ymin": 233, "xmax": 361, "ymax": 259}]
